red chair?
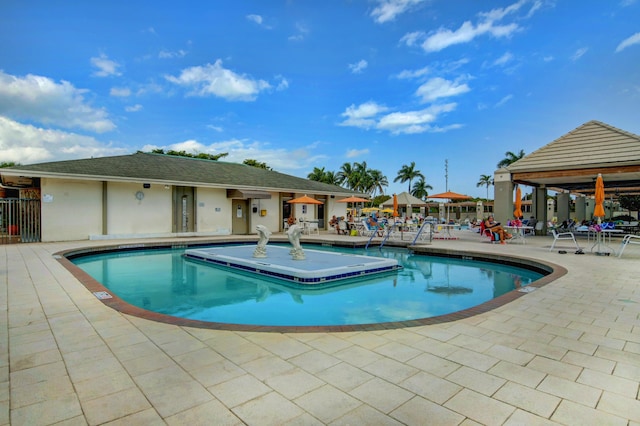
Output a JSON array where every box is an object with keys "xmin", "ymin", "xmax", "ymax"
[{"xmin": 479, "ymin": 221, "xmax": 500, "ymax": 243}]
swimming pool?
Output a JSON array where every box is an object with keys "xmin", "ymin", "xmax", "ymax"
[{"xmin": 69, "ymin": 243, "xmax": 546, "ymax": 328}]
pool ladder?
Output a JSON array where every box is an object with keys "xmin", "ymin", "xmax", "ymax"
[{"xmin": 365, "ymin": 222, "xmax": 433, "ymax": 250}]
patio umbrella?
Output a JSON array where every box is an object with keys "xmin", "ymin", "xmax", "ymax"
[
  {"xmin": 513, "ymin": 186, "xmax": 523, "ymax": 219},
  {"xmin": 594, "ymin": 173, "xmax": 605, "ymax": 220},
  {"xmin": 429, "ymin": 191, "xmax": 472, "ymax": 222},
  {"xmin": 362, "ymin": 207, "xmax": 379, "ymax": 213},
  {"xmin": 287, "ymin": 195, "xmax": 323, "ymax": 205},
  {"xmin": 381, "ymin": 208, "xmax": 394, "ymax": 214},
  {"xmin": 336, "ymin": 196, "xmax": 369, "ymax": 203},
  {"xmin": 393, "ymin": 193, "xmax": 399, "ymax": 218}
]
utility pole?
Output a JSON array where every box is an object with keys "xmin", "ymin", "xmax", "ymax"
[{"xmin": 445, "ymin": 159, "xmax": 449, "ymax": 192}]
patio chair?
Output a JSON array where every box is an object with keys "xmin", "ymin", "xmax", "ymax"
[
  {"xmin": 617, "ymin": 234, "xmax": 640, "ymax": 257},
  {"xmin": 479, "ymin": 221, "xmax": 500, "ymax": 244},
  {"xmin": 549, "ymin": 228, "xmax": 580, "ymax": 251}
]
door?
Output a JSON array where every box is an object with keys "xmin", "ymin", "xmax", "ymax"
[
  {"xmin": 232, "ymin": 200, "xmax": 248, "ymax": 234},
  {"xmin": 173, "ymin": 186, "xmax": 195, "ymax": 233}
]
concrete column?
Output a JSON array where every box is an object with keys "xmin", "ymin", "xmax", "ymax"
[
  {"xmin": 574, "ymin": 196, "xmax": 586, "ymax": 222},
  {"xmin": 557, "ymin": 192, "xmax": 570, "ymax": 223},
  {"xmin": 531, "ymin": 187, "xmax": 547, "ymax": 235},
  {"xmin": 493, "ymin": 168, "xmax": 513, "ymax": 223},
  {"xmin": 476, "ymin": 201, "xmax": 484, "ymax": 221}
]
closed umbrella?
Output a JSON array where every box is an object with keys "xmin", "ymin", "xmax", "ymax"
[
  {"xmin": 393, "ymin": 193, "xmax": 399, "ymax": 218},
  {"xmin": 594, "ymin": 173, "xmax": 605, "ymax": 219},
  {"xmin": 513, "ymin": 186, "xmax": 523, "ymax": 219}
]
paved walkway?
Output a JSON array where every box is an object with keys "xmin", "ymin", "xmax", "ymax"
[{"xmin": 2, "ymin": 230, "xmax": 640, "ymax": 425}]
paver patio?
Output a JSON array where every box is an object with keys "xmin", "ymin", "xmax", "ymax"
[{"xmin": 1, "ymin": 229, "xmax": 639, "ymax": 425}]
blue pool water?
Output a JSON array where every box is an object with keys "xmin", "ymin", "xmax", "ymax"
[{"xmin": 71, "ymin": 244, "xmax": 543, "ymax": 326}]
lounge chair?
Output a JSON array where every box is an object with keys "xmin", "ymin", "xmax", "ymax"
[
  {"xmin": 617, "ymin": 234, "xmax": 640, "ymax": 257},
  {"xmin": 479, "ymin": 221, "xmax": 500, "ymax": 244},
  {"xmin": 337, "ymin": 220, "xmax": 349, "ymax": 235},
  {"xmin": 549, "ymin": 228, "xmax": 579, "ymax": 251}
]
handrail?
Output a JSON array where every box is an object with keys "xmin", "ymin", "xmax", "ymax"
[{"xmin": 412, "ymin": 222, "xmax": 433, "ymax": 245}]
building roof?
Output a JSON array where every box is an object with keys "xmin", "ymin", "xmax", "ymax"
[
  {"xmin": 0, "ymin": 152, "xmax": 355, "ymax": 196},
  {"xmin": 507, "ymin": 120, "xmax": 640, "ymax": 195}
]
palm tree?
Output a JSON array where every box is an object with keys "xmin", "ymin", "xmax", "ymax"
[
  {"xmin": 243, "ymin": 159, "xmax": 272, "ymax": 170},
  {"xmin": 411, "ymin": 178, "xmax": 433, "ymax": 200},
  {"xmin": 322, "ymin": 171, "xmax": 341, "ymax": 186},
  {"xmin": 497, "ymin": 150, "xmax": 525, "ymax": 169},
  {"xmin": 394, "ymin": 162, "xmax": 424, "ymax": 193},
  {"xmin": 337, "ymin": 162, "xmax": 356, "ymax": 189},
  {"xmin": 476, "ymin": 174, "xmax": 494, "ymax": 199},
  {"xmin": 352, "ymin": 161, "xmax": 370, "ymax": 193},
  {"xmin": 368, "ymin": 169, "xmax": 389, "ymax": 198},
  {"xmin": 307, "ymin": 167, "xmax": 326, "ymax": 182}
]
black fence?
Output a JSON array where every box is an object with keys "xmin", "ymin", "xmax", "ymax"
[{"xmin": 0, "ymin": 198, "xmax": 41, "ymax": 244}]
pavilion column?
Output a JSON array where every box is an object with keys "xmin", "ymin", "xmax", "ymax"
[
  {"xmin": 574, "ymin": 195, "xmax": 586, "ymax": 223},
  {"xmin": 493, "ymin": 168, "xmax": 513, "ymax": 223},
  {"xmin": 476, "ymin": 201, "xmax": 484, "ymax": 221},
  {"xmin": 532, "ymin": 186, "xmax": 547, "ymax": 235},
  {"xmin": 557, "ymin": 192, "xmax": 571, "ymax": 223}
]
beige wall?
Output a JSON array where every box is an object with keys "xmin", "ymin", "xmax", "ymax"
[
  {"xmin": 41, "ymin": 178, "xmax": 103, "ymax": 242},
  {"xmin": 106, "ymin": 182, "xmax": 172, "ymax": 235},
  {"xmin": 196, "ymin": 188, "xmax": 232, "ymax": 233},
  {"xmin": 246, "ymin": 195, "xmax": 280, "ymax": 233}
]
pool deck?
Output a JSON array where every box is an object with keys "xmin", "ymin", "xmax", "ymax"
[{"xmin": 2, "ymin": 230, "xmax": 640, "ymax": 425}]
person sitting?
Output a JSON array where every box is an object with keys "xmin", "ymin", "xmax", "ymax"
[
  {"xmin": 483, "ymin": 215, "xmax": 512, "ymax": 244},
  {"xmin": 329, "ymin": 215, "xmax": 339, "ymax": 232},
  {"xmin": 367, "ymin": 212, "xmax": 384, "ymax": 236}
]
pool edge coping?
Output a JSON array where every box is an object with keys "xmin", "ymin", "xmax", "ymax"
[{"xmin": 54, "ymin": 239, "xmax": 567, "ymax": 333}]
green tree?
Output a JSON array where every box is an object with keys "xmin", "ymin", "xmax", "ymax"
[
  {"xmin": 476, "ymin": 174, "xmax": 494, "ymax": 199},
  {"xmin": 243, "ymin": 159, "xmax": 272, "ymax": 170},
  {"xmin": 368, "ymin": 169, "xmax": 388, "ymax": 198},
  {"xmin": 497, "ymin": 150, "xmax": 525, "ymax": 169},
  {"xmin": 0, "ymin": 162, "xmax": 18, "ymax": 168},
  {"xmin": 394, "ymin": 162, "xmax": 424, "ymax": 193},
  {"xmin": 307, "ymin": 167, "xmax": 327, "ymax": 182},
  {"xmin": 411, "ymin": 177, "xmax": 433, "ymax": 200},
  {"xmin": 337, "ymin": 162, "xmax": 355, "ymax": 188},
  {"xmin": 150, "ymin": 148, "xmax": 228, "ymax": 161}
]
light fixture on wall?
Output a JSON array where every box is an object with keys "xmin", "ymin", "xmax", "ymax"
[{"xmin": 164, "ymin": 185, "xmax": 170, "ymax": 190}]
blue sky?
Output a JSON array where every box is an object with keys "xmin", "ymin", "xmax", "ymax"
[{"xmin": 1, "ymin": 0, "xmax": 639, "ymax": 198}]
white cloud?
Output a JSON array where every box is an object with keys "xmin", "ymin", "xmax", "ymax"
[
  {"xmin": 571, "ymin": 47, "xmax": 588, "ymax": 61},
  {"xmin": 346, "ymin": 148, "xmax": 370, "ymax": 158},
  {"xmin": 415, "ymin": 77, "xmax": 470, "ymax": 102},
  {"xmin": 165, "ymin": 60, "xmax": 271, "ymax": 101},
  {"xmin": 376, "ymin": 103, "xmax": 457, "ymax": 134},
  {"xmin": 158, "ymin": 49, "xmax": 187, "ymax": 59},
  {"xmin": 90, "ymin": 53, "xmax": 122, "ymax": 77},
  {"xmin": 246, "ymin": 14, "xmax": 263, "ymax": 25},
  {"xmin": 125, "ymin": 104, "xmax": 143, "ymax": 112},
  {"xmin": 275, "ymin": 75, "xmax": 289, "ymax": 91},
  {"xmin": 0, "ymin": 116, "xmax": 126, "ymax": 164},
  {"xmin": 405, "ymin": 0, "xmax": 531, "ymax": 53},
  {"xmin": 288, "ymin": 22, "xmax": 309, "ymax": 42},
  {"xmin": 110, "ymin": 87, "xmax": 131, "ymax": 97},
  {"xmin": 349, "ymin": 60, "xmax": 368, "ymax": 74},
  {"xmin": 616, "ymin": 32, "xmax": 640, "ymax": 52},
  {"xmin": 495, "ymin": 94, "xmax": 513, "ymax": 107},
  {"xmin": 395, "ymin": 66, "xmax": 430, "ymax": 79},
  {"xmin": 0, "ymin": 71, "xmax": 115, "ymax": 133},
  {"xmin": 493, "ymin": 52, "xmax": 514, "ymax": 66},
  {"xmin": 370, "ymin": 0, "xmax": 425, "ymax": 24},
  {"xmin": 339, "ymin": 101, "xmax": 459, "ymax": 135},
  {"xmin": 142, "ymin": 138, "xmax": 328, "ymax": 172},
  {"xmin": 339, "ymin": 101, "xmax": 389, "ymax": 129}
]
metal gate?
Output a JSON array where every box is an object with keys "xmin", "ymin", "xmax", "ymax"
[{"xmin": 0, "ymin": 198, "xmax": 41, "ymax": 244}]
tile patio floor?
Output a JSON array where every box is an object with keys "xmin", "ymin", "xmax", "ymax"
[{"xmin": 1, "ymin": 230, "xmax": 640, "ymax": 425}]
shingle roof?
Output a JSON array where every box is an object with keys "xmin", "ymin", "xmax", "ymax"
[
  {"xmin": 1, "ymin": 152, "xmax": 355, "ymax": 195},
  {"xmin": 508, "ymin": 120, "xmax": 640, "ymax": 173}
]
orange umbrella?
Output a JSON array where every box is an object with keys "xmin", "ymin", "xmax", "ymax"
[
  {"xmin": 393, "ymin": 193, "xmax": 399, "ymax": 217},
  {"xmin": 594, "ymin": 173, "xmax": 605, "ymax": 218},
  {"xmin": 429, "ymin": 191, "xmax": 472, "ymax": 222},
  {"xmin": 287, "ymin": 195, "xmax": 323, "ymax": 205},
  {"xmin": 513, "ymin": 186, "xmax": 523, "ymax": 218},
  {"xmin": 429, "ymin": 191, "xmax": 472, "ymax": 200},
  {"xmin": 336, "ymin": 196, "xmax": 369, "ymax": 203}
]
